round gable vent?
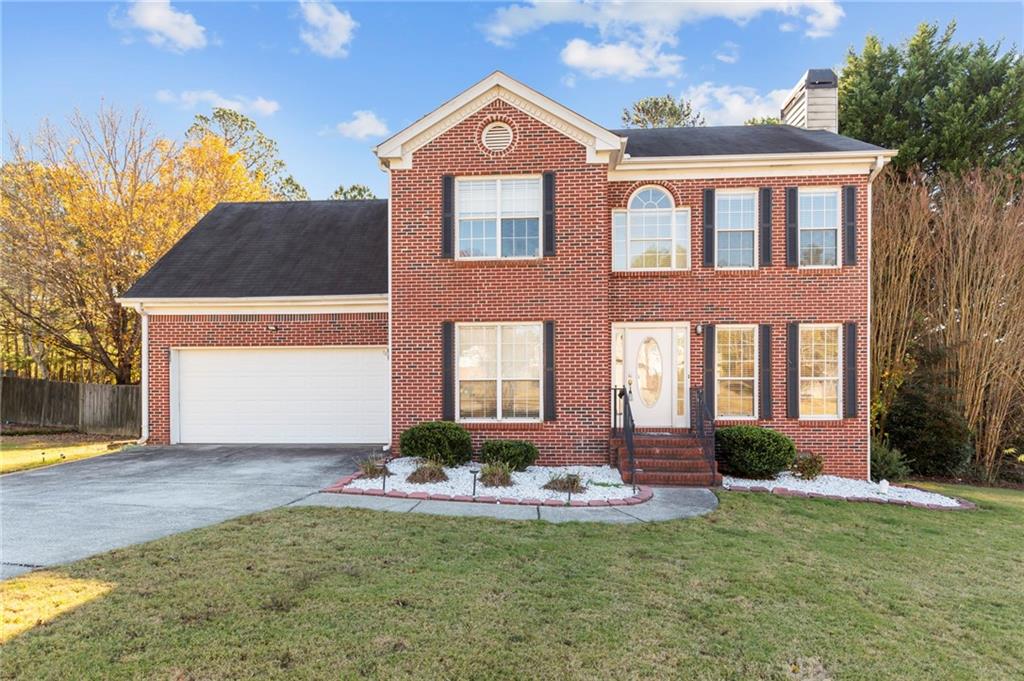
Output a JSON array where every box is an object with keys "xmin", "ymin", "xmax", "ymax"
[{"xmin": 482, "ymin": 122, "xmax": 513, "ymax": 152}]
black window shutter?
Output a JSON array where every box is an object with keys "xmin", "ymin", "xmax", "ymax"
[
  {"xmin": 704, "ymin": 325, "xmax": 715, "ymax": 416},
  {"xmin": 441, "ymin": 321, "xmax": 455, "ymax": 420},
  {"xmin": 786, "ymin": 322, "xmax": 800, "ymax": 418},
  {"xmin": 759, "ymin": 188, "xmax": 773, "ymax": 265},
  {"xmin": 543, "ymin": 172, "xmax": 556, "ymax": 256},
  {"xmin": 441, "ymin": 175, "xmax": 454, "ymax": 258},
  {"xmin": 843, "ymin": 322, "xmax": 857, "ymax": 417},
  {"xmin": 543, "ymin": 321, "xmax": 556, "ymax": 420},
  {"xmin": 785, "ymin": 187, "xmax": 798, "ymax": 267},
  {"xmin": 759, "ymin": 324, "xmax": 773, "ymax": 419},
  {"xmin": 842, "ymin": 185, "xmax": 857, "ymax": 265},
  {"xmin": 703, "ymin": 188, "xmax": 715, "ymax": 267}
]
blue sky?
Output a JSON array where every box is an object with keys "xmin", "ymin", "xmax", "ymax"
[{"xmin": 3, "ymin": 1, "xmax": 1022, "ymax": 199}]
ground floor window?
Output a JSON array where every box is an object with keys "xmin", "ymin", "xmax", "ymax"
[
  {"xmin": 457, "ymin": 323, "xmax": 542, "ymax": 420},
  {"xmin": 799, "ymin": 324, "xmax": 842, "ymax": 418},
  {"xmin": 715, "ymin": 325, "xmax": 757, "ymax": 418}
]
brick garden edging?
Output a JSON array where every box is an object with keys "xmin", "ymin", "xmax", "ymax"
[
  {"xmin": 322, "ymin": 472, "xmax": 655, "ymax": 507},
  {"xmin": 725, "ymin": 484, "xmax": 977, "ymax": 511}
]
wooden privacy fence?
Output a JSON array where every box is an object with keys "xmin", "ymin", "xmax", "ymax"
[{"xmin": 1, "ymin": 376, "xmax": 141, "ymax": 437}]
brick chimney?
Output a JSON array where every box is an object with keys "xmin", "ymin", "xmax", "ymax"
[{"xmin": 780, "ymin": 69, "xmax": 838, "ymax": 133}]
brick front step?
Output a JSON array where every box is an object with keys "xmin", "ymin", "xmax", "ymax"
[
  {"xmin": 620, "ymin": 470, "xmax": 723, "ymax": 486},
  {"xmin": 619, "ymin": 457, "xmax": 716, "ymax": 472},
  {"xmin": 610, "ymin": 435, "xmax": 703, "ymax": 449}
]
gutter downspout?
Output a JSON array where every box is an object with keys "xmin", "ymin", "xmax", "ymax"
[
  {"xmin": 864, "ymin": 154, "xmax": 888, "ymax": 479},
  {"xmin": 138, "ymin": 304, "xmax": 149, "ymax": 445}
]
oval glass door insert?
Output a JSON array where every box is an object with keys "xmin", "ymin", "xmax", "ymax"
[{"xmin": 636, "ymin": 337, "xmax": 663, "ymax": 407}]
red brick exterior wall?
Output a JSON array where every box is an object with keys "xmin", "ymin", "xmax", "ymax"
[
  {"xmin": 390, "ymin": 100, "xmax": 611, "ymax": 465},
  {"xmin": 390, "ymin": 100, "xmax": 869, "ymax": 476},
  {"xmin": 608, "ymin": 178, "xmax": 870, "ymax": 478},
  {"xmin": 145, "ymin": 312, "xmax": 387, "ymax": 445}
]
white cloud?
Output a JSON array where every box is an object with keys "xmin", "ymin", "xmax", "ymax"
[
  {"xmin": 336, "ymin": 110, "xmax": 389, "ymax": 140},
  {"xmin": 683, "ymin": 82, "xmax": 790, "ymax": 125},
  {"xmin": 714, "ymin": 41, "xmax": 740, "ymax": 64},
  {"xmin": 561, "ymin": 73, "xmax": 577, "ymax": 88},
  {"xmin": 483, "ymin": 1, "xmax": 844, "ymax": 79},
  {"xmin": 126, "ymin": 0, "xmax": 206, "ymax": 52},
  {"xmin": 779, "ymin": 21, "xmax": 799, "ymax": 32},
  {"xmin": 156, "ymin": 90, "xmax": 280, "ymax": 116},
  {"xmin": 298, "ymin": 0, "xmax": 357, "ymax": 58},
  {"xmin": 561, "ymin": 38, "xmax": 682, "ymax": 80}
]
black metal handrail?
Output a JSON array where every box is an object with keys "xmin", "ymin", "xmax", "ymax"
[
  {"xmin": 690, "ymin": 386, "xmax": 716, "ymax": 469},
  {"xmin": 614, "ymin": 386, "xmax": 637, "ymax": 490}
]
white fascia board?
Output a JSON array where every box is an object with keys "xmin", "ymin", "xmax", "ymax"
[
  {"xmin": 116, "ymin": 294, "xmax": 389, "ymax": 315},
  {"xmin": 608, "ymin": 150, "xmax": 897, "ymax": 180},
  {"xmin": 374, "ymin": 71, "xmax": 622, "ymax": 167}
]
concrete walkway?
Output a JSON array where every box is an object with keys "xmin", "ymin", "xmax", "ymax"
[{"xmin": 296, "ymin": 486, "xmax": 718, "ymax": 523}]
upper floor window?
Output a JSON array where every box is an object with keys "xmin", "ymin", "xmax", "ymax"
[
  {"xmin": 798, "ymin": 189, "xmax": 840, "ymax": 267},
  {"xmin": 456, "ymin": 177, "xmax": 541, "ymax": 259},
  {"xmin": 715, "ymin": 191, "xmax": 757, "ymax": 269},
  {"xmin": 613, "ymin": 186, "xmax": 690, "ymax": 271}
]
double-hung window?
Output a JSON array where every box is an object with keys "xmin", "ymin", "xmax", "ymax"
[
  {"xmin": 613, "ymin": 186, "xmax": 690, "ymax": 271},
  {"xmin": 456, "ymin": 323, "xmax": 542, "ymax": 420},
  {"xmin": 798, "ymin": 189, "xmax": 840, "ymax": 267},
  {"xmin": 715, "ymin": 325, "xmax": 757, "ymax": 418},
  {"xmin": 456, "ymin": 177, "xmax": 541, "ymax": 259},
  {"xmin": 798, "ymin": 324, "xmax": 842, "ymax": 418},
  {"xmin": 715, "ymin": 191, "xmax": 757, "ymax": 268}
]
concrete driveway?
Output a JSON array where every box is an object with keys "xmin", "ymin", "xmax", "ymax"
[{"xmin": 1, "ymin": 444, "xmax": 369, "ymax": 579}]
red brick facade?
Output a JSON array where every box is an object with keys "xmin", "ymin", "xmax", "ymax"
[
  {"xmin": 145, "ymin": 313, "xmax": 387, "ymax": 445},
  {"xmin": 390, "ymin": 100, "xmax": 870, "ymax": 476}
]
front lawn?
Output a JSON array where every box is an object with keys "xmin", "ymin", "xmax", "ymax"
[
  {"xmin": 0, "ymin": 433, "xmax": 128, "ymax": 474},
  {"xmin": 2, "ymin": 484, "xmax": 1021, "ymax": 679}
]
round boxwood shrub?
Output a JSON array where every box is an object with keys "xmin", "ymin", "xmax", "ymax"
[
  {"xmin": 716, "ymin": 425, "xmax": 796, "ymax": 479},
  {"xmin": 398, "ymin": 421, "xmax": 472, "ymax": 467},
  {"xmin": 479, "ymin": 439, "xmax": 539, "ymax": 472}
]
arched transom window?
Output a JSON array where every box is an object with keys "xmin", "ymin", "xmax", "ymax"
[{"xmin": 613, "ymin": 186, "xmax": 690, "ymax": 271}]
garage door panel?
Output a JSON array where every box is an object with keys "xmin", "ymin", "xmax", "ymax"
[{"xmin": 176, "ymin": 347, "xmax": 388, "ymax": 443}]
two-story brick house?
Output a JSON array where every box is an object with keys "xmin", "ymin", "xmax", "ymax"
[{"xmin": 120, "ymin": 70, "xmax": 894, "ymax": 483}]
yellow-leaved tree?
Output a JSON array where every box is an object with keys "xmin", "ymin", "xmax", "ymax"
[{"xmin": 0, "ymin": 106, "xmax": 269, "ymax": 383}]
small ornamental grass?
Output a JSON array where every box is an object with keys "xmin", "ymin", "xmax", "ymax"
[
  {"xmin": 543, "ymin": 473, "xmax": 586, "ymax": 494},
  {"xmin": 480, "ymin": 462, "xmax": 513, "ymax": 488},
  {"xmin": 791, "ymin": 452, "xmax": 825, "ymax": 480},
  {"xmin": 406, "ymin": 460, "xmax": 448, "ymax": 484},
  {"xmin": 358, "ymin": 458, "xmax": 390, "ymax": 479}
]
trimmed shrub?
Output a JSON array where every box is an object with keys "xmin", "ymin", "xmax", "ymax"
[
  {"xmin": 791, "ymin": 452, "xmax": 825, "ymax": 480},
  {"xmin": 398, "ymin": 421, "xmax": 472, "ymax": 467},
  {"xmin": 543, "ymin": 473, "xmax": 585, "ymax": 494},
  {"xmin": 885, "ymin": 360, "xmax": 973, "ymax": 477},
  {"xmin": 359, "ymin": 458, "xmax": 390, "ymax": 479},
  {"xmin": 870, "ymin": 437, "xmax": 910, "ymax": 482},
  {"xmin": 716, "ymin": 426, "xmax": 796, "ymax": 479},
  {"xmin": 406, "ymin": 460, "xmax": 448, "ymax": 484},
  {"xmin": 480, "ymin": 462, "xmax": 512, "ymax": 488},
  {"xmin": 480, "ymin": 439, "xmax": 539, "ymax": 472}
]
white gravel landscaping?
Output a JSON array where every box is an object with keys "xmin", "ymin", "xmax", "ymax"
[
  {"xmin": 723, "ymin": 472, "xmax": 963, "ymax": 508},
  {"xmin": 345, "ymin": 457, "xmax": 638, "ymax": 502}
]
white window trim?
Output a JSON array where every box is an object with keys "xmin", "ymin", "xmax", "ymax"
[
  {"xmin": 612, "ymin": 186, "xmax": 691, "ymax": 272},
  {"xmin": 714, "ymin": 323, "xmax": 759, "ymax": 421},
  {"xmin": 797, "ymin": 186, "xmax": 842, "ymax": 270},
  {"xmin": 454, "ymin": 175, "xmax": 543, "ymax": 261},
  {"xmin": 455, "ymin": 322, "xmax": 544, "ymax": 423},
  {"xmin": 797, "ymin": 323, "xmax": 843, "ymax": 420},
  {"xmin": 714, "ymin": 188, "xmax": 759, "ymax": 271}
]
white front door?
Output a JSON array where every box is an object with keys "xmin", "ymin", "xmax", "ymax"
[{"xmin": 622, "ymin": 327, "xmax": 679, "ymax": 428}]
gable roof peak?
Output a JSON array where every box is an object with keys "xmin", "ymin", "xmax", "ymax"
[{"xmin": 374, "ymin": 71, "xmax": 623, "ymax": 169}]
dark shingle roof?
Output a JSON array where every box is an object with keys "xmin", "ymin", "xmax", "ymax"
[
  {"xmin": 123, "ymin": 200, "xmax": 388, "ymax": 299},
  {"xmin": 612, "ymin": 125, "xmax": 886, "ymax": 158}
]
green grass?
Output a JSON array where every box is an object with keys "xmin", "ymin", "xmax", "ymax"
[
  {"xmin": 2, "ymin": 484, "xmax": 1021, "ymax": 680},
  {"xmin": 0, "ymin": 436, "xmax": 126, "ymax": 474}
]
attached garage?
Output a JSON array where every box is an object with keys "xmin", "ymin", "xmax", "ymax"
[{"xmin": 173, "ymin": 347, "xmax": 389, "ymax": 444}]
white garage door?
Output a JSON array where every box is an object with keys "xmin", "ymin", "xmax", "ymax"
[{"xmin": 174, "ymin": 347, "xmax": 389, "ymax": 444}]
